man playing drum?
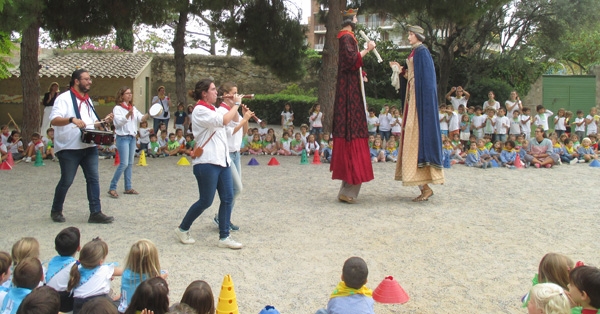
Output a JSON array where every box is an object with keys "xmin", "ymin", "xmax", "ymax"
[{"xmin": 49, "ymin": 68, "xmax": 115, "ymax": 224}]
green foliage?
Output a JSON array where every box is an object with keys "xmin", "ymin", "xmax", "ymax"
[
  {"xmin": 115, "ymin": 27, "xmax": 134, "ymax": 52},
  {"xmin": 561, "ymin": 30, "xmax": 600, "ymax": 74},
  {"xmin": 466, "ymin": 78, "xmax": 513, "ymax": 109},
  {"xmin": 279, "ymin": 84, "xmax": 316, "ymax": 97},
  {"xmin": 0, "ymin": 31, "xmax": 14, "ymax": 79},
  {"xmin": 222, "ymin": 0, "xmax": 307, "ymax": 81}
]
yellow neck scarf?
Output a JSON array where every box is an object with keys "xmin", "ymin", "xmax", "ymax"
[
  {"xmin": 553, "ymin": 143, "xmax": 561, "ymax": 148},
  {"xmin": 503, "ymin": 147, "xmax": 514, "ymax": 152},
  {"xmin": 330, "ymin": 281, "xmax": 372, "ymax": 299},
  {"xmin": 468, "ymin": 149, "xmax": 478, "ymax": 154},
  {"xmin": 566, "ymin": 146, "xmax": 574, "ymax": 154},
  {"xmin": 443, "ymin": 145, "xmax": 453, "ymax": 149}
]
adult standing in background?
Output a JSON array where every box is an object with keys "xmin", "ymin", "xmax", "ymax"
[
  {"xmin": 378, "ymin": 105, "xmax": 393, "ymax": 143},
  {"xmin": 505, "ymin": 91, "xmax": 523, "ymax": 117},
  {"xmin": 331, "ymin": 8, "xmax": 376, "ymax": 204},
  {"xmin": 152, "ymin": 86, "xmax": 171, "ymax": 134},
  {"xmin": 41, "ymin": 82, "xmax": 60, "ymax": 132},
  {"xmin": 174, "ymin": 79, "xmax": 246, "ymax": 249},
  {"xmin": 482, "ymin": 91, "xmax": 500, "ymax": 112},
  {"xmin": 446, "ymin": 86, "xmax": 470, "ymax": 111},
  {"xmin": 392, "ymin": 25, "xmax": 444, "ymax": 202},
  {"xmin": 49, "ymin": 69, "xmax": 115, "ymax": 223},
  {"xmin": 108, "ymin": 86, "xmax": 149, "ymax": 199}
]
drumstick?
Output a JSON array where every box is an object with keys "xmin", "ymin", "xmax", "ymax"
[
  {"xmin": 71, "ymin": 120, "xmax": 107, "ymax": 128},
  {"xmin": 7, "ymin": 113, "xmax": 19, "ymax": 130},
  {"xmin": 358, "ymin": 30, "xmax": 383, "ymax": 63}
]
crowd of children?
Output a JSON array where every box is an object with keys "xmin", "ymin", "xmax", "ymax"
[{"xmin": 3, "ymin": 232, "xmax": 600, "ymax": 314}]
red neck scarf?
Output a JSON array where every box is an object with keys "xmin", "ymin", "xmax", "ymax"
[
  {"xmin": 195, "ymin": 100, "xmax": 215, "ymax": 111},
  {"xmin": 219, "ymin": 102, "xmax": 231, "ymax": 111},
  {"xmin": 71, "ymin": 87, "xmax": 90, "ymax": 112},
  {"xmin": 120, "ymin": 102, "xmax": 133, "ymax": 119}
]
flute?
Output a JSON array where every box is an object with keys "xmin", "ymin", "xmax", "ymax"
[
  {"xmin": 358, "ymin": 30, "xmax": 383, "ymax": 63},
  {"xmin": 222, "ymin": 94, "xmax": 255, "ymax": 99}
]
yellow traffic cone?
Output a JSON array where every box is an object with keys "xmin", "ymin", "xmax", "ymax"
[
  {"xmin": 216, "ymin": 274, "xmax": 239, "ymax": 314},
  {"xmin": 177, "ymin": 156, "xmax": 191, "ymax": 166},
  {"xmin": 137, "ymin": 150, "xmax": 147, "ymax": 166}
]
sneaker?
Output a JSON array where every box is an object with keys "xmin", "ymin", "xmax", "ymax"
[
  {"xmin": 174, "ymin": 227, "xmax": 195, "ymax": 244},
  {"xmin": 570, "ymin": 159, "xmax": 578, "ymax": 165},
  {"xmin": 534, "ymin": 163, "xmax": 541, "ymax": 168},
  {"xmin": 218, "ymin": 236, "xmax": 242, "ymax": 249},
  {"xmin": 545, "ymin": 164, "xmax": 552, "ymax": 168},
  {"xmin": 229, "ymin": 222, "xmax": 240, "ymax": 231},
  {"xmin": 213, "ymin": 215, "xmax": 219, "ymax": 227},
  {"xmin": 52, "ymin": 156, "xmax": 59, "ymax": 162},
  {"xmin": 50, "ymin": 212, "xmax": 65, "ymax": 223},
  {"xmin": 578, "ymin": 159, "xmax": 586, "ymax": 163},
  {"xmin": 24, "ymin": 157, "xmax": 31, "ymax": 163},
  {"xmin": 88, "ymin": 212, "xmax": 114, "ymax": 224},
  {"xmin": 98, "ymin": 156, "xmax": 107, "ymax": 160},
  {"xmin": 558, "ymin": 160, "xmax": 562, "ymax": 165}
]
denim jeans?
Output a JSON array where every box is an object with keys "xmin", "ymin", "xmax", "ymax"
[
  {"xmin": 494, "ymin": 134, "xmax": 507, "ymax": 142},
  {"xmin": 230, "ymin": 151, "xmax": 242, "ymax": 202},
  {"xmin": 110, "ymin": 135, "xmax": 136, "ymax": 191},
  {"xmin": 153, "ymin": 118, "xmax": 169, "ymax": 134},
  {"xmin": 52, "ymin": 147, "xmax": 101, "ymax": 214},
  {"xmin": 180, "ymin": 163, "xmax": 233, "ymax": 239},
  {"xmin": 380, "ymin": 130, "xmax": 391, "ymax": 142}
]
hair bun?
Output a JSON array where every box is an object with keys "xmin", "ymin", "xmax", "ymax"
[{"xmin": 187, "ymin": 89, "xmax": 195, "ymax": 99}]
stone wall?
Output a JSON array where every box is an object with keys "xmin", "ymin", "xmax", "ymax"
[{"xmin": 151, "ymin": 54, "xmax": 317, "ymax": 103}]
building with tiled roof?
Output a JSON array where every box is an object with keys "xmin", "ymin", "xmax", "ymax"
[{"xmin": 0, "ymin": 50, "xmax": 153, "ymax": 125}]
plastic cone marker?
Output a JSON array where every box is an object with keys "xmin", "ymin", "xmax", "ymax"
[
  {"xmin": 34, "ymin": 150, "xmax": 45, "ymax": 167},
  {"xmin": 300, "ymin": 150, "xmax": 309, "ymax": 164},
  {"xmin": 248, "ymin": 157, "xmax": 260, "ymax": 166},
  {"xmin": 372, "ymin": 276, "xmax": 409, "ymax": 304},
  {"xmin": 177, "ymin": 156, "xmax": 190, "ymax": 166},
  {"xmin": 259, "ymin": 305, "xmax": 280, "ymax": 314},
  {"xmin": 312, "ymin": 150, "xmax": 321, "ymax": 164},
  {"xmin": 514, "ymin": 154, "xmax": 523, "ymax": 169},
  {"xmin": 6, "ymin": 152, "xmax": 14, "ymax": 167},
  {"xmin": 490, "ymin": 159, "xmax": 499, "ymax": 168},
  {"xmin": 589, "ymin": 159, "xmax": 600, "ymax": 167},
  {"xmin": 216, "ymin": 274, "xmax": 239, "ymax": 314},
  {"xmin": 113, "ymin": 150, "xmax": 120, "ymax": 166},
  {"xmin": 0, "ymin": 161, "xmax": 12, "ymax": 170},
  {"xmin": 267, "ymin": 157, "xmax": 279, "ymax": 166},
  {"xmin": 137, "ymin": 150, "xmax": 147, "ymax": 166}
]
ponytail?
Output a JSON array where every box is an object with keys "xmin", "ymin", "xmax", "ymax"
[{"xmin": 67, "ymin": 262, "xmax": 80, "ymax": 292}]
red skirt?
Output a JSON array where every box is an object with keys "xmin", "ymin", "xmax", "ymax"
[{"xmin": 330, "ymin": 137, "xmax": 374, "ymax": 185}]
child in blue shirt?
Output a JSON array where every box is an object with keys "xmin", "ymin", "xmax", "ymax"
[
  {"xmin": 1, "ymin": 257, "xmax": 43, "ymax": 314},
  {"xmin": 173, "ymin": 103, "xmax": 188, "ymax": 131},
  {"xmin": 45, "ymin": 227, "xmax": 80, "ymax": 313},
  {"xmin": 315, "ymin": 257, "xmax": 374, "ymax": 314},
  {"xmin": 500, "ymin": 140, "xmax": 517, "ymax": 168}
]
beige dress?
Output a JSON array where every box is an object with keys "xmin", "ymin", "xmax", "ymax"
[{"xmin": 394, "ymin": 53, "xmax": 445, "ymax": 186}]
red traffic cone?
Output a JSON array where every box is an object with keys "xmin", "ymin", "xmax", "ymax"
[
  {"xmin": 267, "ymin": 157, "xmax": 280, "ymax": 166},
  {"xmin": 6, "ymin": 152, "xmax": 15, "ymax": 167},
  {"xmin": 514, "ymin": 153, "xmax": 523, "ymax": 169},
  {"xmin": 312, "ymin": 150, "xmax": 321, "ymax": 164},
  {"xmin": 113, "ymin": 150, "xmax": 120, "ymax": 166},
  {"xmin": 372, "ymin": 276, "xmax": 409, "ymax": 304},
  {"xmin": 0, "ymin": 161, "xmax": 12, "ymax": 170}
]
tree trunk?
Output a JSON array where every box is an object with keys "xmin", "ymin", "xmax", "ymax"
[
  {"xmin": 172, "ymin": 9, "xmax": 189, "ymax": 106},
  {"xmin": 318, "ymin": 0, "xmax": 344, "ymax": 133},
  {"xmin": 20, "ymin": 20, "xmax": 41, "ymax": 144},
  {"xmin": 437, "ymin": 46, "xmax": 454, "ymax": 105}
]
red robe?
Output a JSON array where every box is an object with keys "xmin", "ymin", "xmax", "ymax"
[{"xmin": 330, "ymin": 30, "xmax": 374, "ymax": 185}]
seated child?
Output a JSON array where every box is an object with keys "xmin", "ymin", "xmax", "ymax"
[
  {"xmin": 0, "ymin": 252, "xmax": 11, "ymax": 301},
  {"xmin": 23, "ymin": 132, "xmax": 45, "ymax": 163},
  {"xmin": 299, "ymin": 124, "xmax": 310, "ymax": 145},
  {"xmin": 123, "ymin": 277, "xmax": 169, "ymax": 314},
  {"xmin": 0, "ymin": 143, "xmax": 7, "ymax": 163},
  {"xmin": 385, "ymin": 139, "xmax": 398, "ymax": 162},
  {"xmin": 166, "ymin": 133, "xmax": 180, "ymax": 156},
  {"xmin": 527, "ymin": 283, "xmax": 571, "ymax": 314},
  {"xmin": 183, "ymin": 134, "xmax": 195, "ymax": 156},
  {"xmin": 68, "ymin": 238, "xmax": 123, "ymax": 314},
  {"xmin": 79, "ymin": 296, "xmax": 118, "ymax": 314},
  {"xmin": 320, "ymin": 133, "xmax": 331, "ymax": 152},
  {"xmin": 522, "ymin": 253, "xmax": 575, "ymax": 309},
  {"xmin": 147, "ymin": 134, "xmax": 162, "ymax": 158},
  {"xmin": 451, "ymin": 143, "xmax": 466, "ymax": 165},
  {"xmin": 476, "ymin": 139, "xmax": 493, "ymax": 168},
  {"xmin": 248, "ymin": 134, "xmax": 263, "ymax": 155},
  {"xmin": 561, "ymin": 138, "xmax": 580, "ymax": 164},
  {"xmin": 258, "ymin": 120, "xmax": 268, "ymax": 140},
  {"xmin": 369, "ymin": 138, "xmax": 385, "ymax": 162},
  {"xmin": 262, "ymin": 134, "xmax": 278, "ymax": 155},
  {"xmin": 577, "ymin": 138, "xmax": 598, "ymax": 162},
  {"xmin": 15, "ymin": 286, "xmax": 60, "ymax": 314},
  {"xmin": 118, "ymin": 239, "xmax": 166, "ymax": 313},
  {"xmin": 175, "ymin": 128, "xmax": 186, "ymax": 149},
  {"xmin": 305, "ymin": 134, "xmax": 320, "ymax": 156},
  {"xmin": 6, "ymin": 131, "xmax": 23, "ymax": 160},
  {"xmin": 465, "ymin": 142, "xmax": 490, "ymax": 168},
  {"xmin": 158, "ymin": 131, "xmax": 168, "ymax": 154},
  {"xmin": 568, "ymin": 265, "xmax": 600, "ymax": 313},
  {"xmin": 442, "ymin": 139, "xmax": 453, "ymax": 166},
  {"xmin": 0, "ymin": 125, "xmax": 11, "ymax": 146},
  {"xmin": 290, "ymin": 133, "xmax": 304, "ymax": 156},
  {"xmin": 489, "ymin": 140, "xmax": 502, "ymax": 163},
  {"xmin": 3, "ymin": 237, "xmax": 41, "ymax": 290},
  {"xmin": 315, "ymin": 257, "xmax": 374, "ymax": 314},
  {"xmin": 179, "ymin": 280, "xmax": 214, "ymax": 314},
  {"xmin": 97, "ymin": 143, "xmax": 116, "ymax": 159},
  {"xmin": 321, "ymin": 138, "xmax": 333, "ymax": 163},
  {"xmin": 277, "ymin": 132, "xmax": 292, "ymax": 156},
  {"xmin": 239, "ymin": 133, "xmax": 250, "ymax": 155},
  {"xmin": 500, "ymin": 140, "xmax": 517, "ymax": 168},
  {"xmin": 42, "ymin": 128, "xmax": 56, "ymax": 161},
  {"xmin": 0, "ymin": 257, "xmax": 43, "ymax": 314},
  {"xmin": 46, "ymin": 227, "xmax": 80, "ymax": 313}
]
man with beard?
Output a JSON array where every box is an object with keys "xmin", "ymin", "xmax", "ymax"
[
  {"xmin": 49, "ymin": 69, "xmax": 115, "ymax": 223},
  {"xmin": 331, "ymin": 8, "xmax": 376, "ymax": 204}
]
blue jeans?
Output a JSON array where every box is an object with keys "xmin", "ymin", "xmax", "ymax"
[
  {"xmin": 180, "ymin": 163, "xmax": 233, "ymax": 239},
  {"xmin": 52, "ymin": 147, "xmax": 101, "ymax": 214},
  {"xmin": 310, "ymin": 127, "xmax": 322, "ymax": 139},
  {"xmin": 110, "ymin": 135, "xmax": 136, "ymax": 191},
  {"xmin": 230, "ymin": 151, "xmax": 242, "ymax": 201},
  {"xmin": 494, "ymin": 134, "xmax": 507, "ymax": 142},
  {"xmin": 380, "ymin": 130, "xmax": 391, "ymax": 142},
  {"xmin": 153, "ymin": 118, "xmax": 169, "ymax": 134}
]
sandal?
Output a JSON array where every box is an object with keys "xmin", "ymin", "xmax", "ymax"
[
  {"xmin": 107, "ymin": 190, "xmax": 119, "ymax": 198},
  {"xmin": 124, "ymin": 189, "xmax": 139, "ymax": 195},
  {"xmin": 338, "ymin": 195, "xmax": 356, "ymax": 204},
  {"xmin": 412, "ymin": 189, "xmax": 434, "ymax": 202}
]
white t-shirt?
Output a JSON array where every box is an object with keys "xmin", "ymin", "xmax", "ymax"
[
  {"xmin": 448, "ymin": 112, "xmax": 460, "ymax": 132},
  {"xmin": 439, "ymin": 112, "xmax": 449, "ymax": 131},
  {"xmin": 534, "ymin": 110, "xmax": 553, "ymax": 131},
  {"xmin": 391, "ymin": 116, "xmax": 402, "ymax": 133},
  {"xmin": 0, "ymin": 133, "xmax": 10, "ymax": 146},
  {"xmin": 554, "ymin": 116, "xmax": 566, "ymax": 131},
  {"xmin": 192, "ymin": 104, "xmax": 230, "ymax": 167},
  {"xmin": 521, "ymin": 115, "xmax": 532, "ymax": 134},
  {"xmin": 472, "ymin": 115, "xmax": 487, "ymax": 131},
  {"xmin": 574, "ymin": 117, "xmax": 586, "ymax": 132},
  {"xmin": 6, "ymin": 141, "xmax": 22, "ymax": 154},
  {"xmin": 586, "ymin": 114, "xmax": 598, "ymax": 135},
  {"xmin": 483, "ymin": 100, "xmax": 500, "ymax": 112},
  {"xmin": 217, "ymin": 105, "xmax": 243, "ymax": 153},
  {"xmin": 113, "ymin": 104, "xmax": 144, "ymax": 137},
  {"xmin": 449, "ymin": 96, "xmax": 468, "ymax": 111},
  {"xmin": 151, "ymin": 96, "xmax": 170, "ymax": 119},
  {"xmin": 281, "ymin": 111, "xmax": 293, "ymax": 127},
  {"xmin": 49, "ymin": 91, "xmax": 99, "ymax": 153},
  {"xmin": 505, "ymin": 100, "xmax": 522, "ymax": 116},
  {"xmin": 309, "ymin": 112, "xmax": 323, "ymax": 128},
  {"xmin": 258, "ymin": 127, "xmax": 268, "ymax": 139},
  {"xmin": 138, "ymin": 128, "xmax": 150, "ymax": 144},
  {"xmin": 367, "ymin": 116, "xmax": 379, "ymax": 132},
  {"xmin": 494, "ymin": 116, "xmax": 509, "ymax": 134},
  {"xmin": 72, "ymin": 265, "xmax": 114, "ymax": 299},
  {"xmin": 378, "ymin": 113, "xmax": 392, "ymax": 132},
  {"xmin": 509, "ymin": 117, "xmax": 522, "ymax": 135},
  {"xmin": 46, "ymin": 260, "xmax": 76, "ymax": 292},
  {"xmin": 483, "ymin": 115, "xmax": 496, "ymax": 134}
]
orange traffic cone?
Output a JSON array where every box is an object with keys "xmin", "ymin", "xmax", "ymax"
[
  {"xmin": 216, "ymin": 274, "xmax": 239, "ymax": 314},
  {"xmin": 514, "ymin": 154, "xmax": 523, "ymax": 169},
  {"xmin": 372, "ymin": 276, "xmax": 409, "ymax": 304},
  {"xmin": 113, "ymin": 150, "xmax": 120, "ymax": 166},
  {"xmin": 312, "ymin": 150, "xmax": 321, "ymax": 164}
]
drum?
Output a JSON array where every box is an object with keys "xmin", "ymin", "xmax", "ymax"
[
  {"xmin": 81, "ymin": 130, "xmax": 114, "ymax": 145},
  {"xmin": 149, "ymin": 103, "xmax": 164, "ymax": 117}
]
